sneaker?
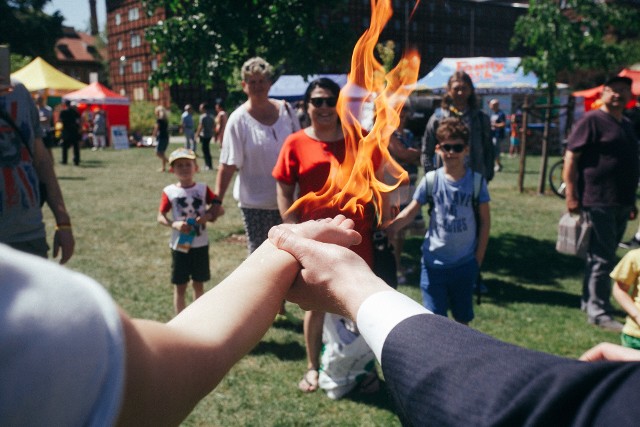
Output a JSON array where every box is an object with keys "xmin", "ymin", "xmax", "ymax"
[
  {"xmin": 619, "ymin": 236, "xmax": 640, "ymax": 249},
  {"xmin": 588, "ymin": 316, "xmax": 623, "ymax": 332}
]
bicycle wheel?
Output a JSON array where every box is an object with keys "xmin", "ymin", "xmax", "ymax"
[{"xmin": 548, "ymin": 160, "xmax": 566, "ymax": 199}]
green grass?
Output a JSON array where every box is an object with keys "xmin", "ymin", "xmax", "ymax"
[{"xmin": 43, "ymin": 147, "xmax": 633, "ymax": 426}]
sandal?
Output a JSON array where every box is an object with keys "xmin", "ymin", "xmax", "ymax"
[{"xmin": 298, "ymin": 369, "xmax": 319, "ymax": 393}]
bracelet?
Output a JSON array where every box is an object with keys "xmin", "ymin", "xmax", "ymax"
[
  {"xmin": 211, "ymin": 199, "xmax": 222, "ymax": 205},
  {"xmin": 55, "ymin": 224, "xmax": 72, "ymax": 231}
]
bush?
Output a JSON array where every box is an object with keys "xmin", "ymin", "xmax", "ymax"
[{"xmin": 129, "ymin": 101, "xmax": 157, "ymax": 136}]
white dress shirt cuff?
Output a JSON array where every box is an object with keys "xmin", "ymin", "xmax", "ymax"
[{"xmin": 356, "ymin": 290, "xmax": 431, "ymax": 364}]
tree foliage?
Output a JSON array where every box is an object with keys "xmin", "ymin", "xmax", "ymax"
[
  {"xmin": 511, "ymin": 0, "xmax": 638, "ymax": 87},
  {"xmin": 0, "ymin": 0, "xmax": 63, "ymax": 62},
  {"xmin": 143, "ymin": 0, "xmax": 358, "ymax": 91}
]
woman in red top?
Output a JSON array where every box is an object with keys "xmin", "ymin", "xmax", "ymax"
[{"xmin": 273, "ymin": 78, "xmax": 382, "ymax": 395}]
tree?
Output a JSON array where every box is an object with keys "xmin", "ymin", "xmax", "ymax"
[
  {"xmin": 511, "ymin": 0, "xmax": 637, "ymax": 194},
  {"xmin": 0, "ymin": 0, "xmax": 63, "ymax": 62},
  {"xmin": 143, "ymin": 0, "xmax": 358, "ymax": 98}
]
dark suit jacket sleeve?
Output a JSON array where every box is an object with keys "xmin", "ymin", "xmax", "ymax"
[{"xmin": 381, "ymin": 314, "xmax": 640, "ymax": 426}]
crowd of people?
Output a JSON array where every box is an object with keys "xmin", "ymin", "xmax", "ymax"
[{"xmin": 2, "ymin": 54, "xmax": 640, "ymax": 425}]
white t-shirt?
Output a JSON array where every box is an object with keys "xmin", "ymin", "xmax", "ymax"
[
  {"xmin": 0, "ymin": 244, "xmax": 125, "ymax": 426},
  {"xmin": 219, "ymin": 100, "xmax": 300, "ymax": 209}
]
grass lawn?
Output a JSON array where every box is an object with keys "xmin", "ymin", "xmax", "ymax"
[{"xmin": 43, "ymin": 144, "xmax": 633, "ymax": 426}]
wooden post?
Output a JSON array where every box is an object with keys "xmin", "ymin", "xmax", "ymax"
[
  {"xmin": 518, "ymin": 96, "xmax": 529, "ymax": 193},
  {"xmin": 537, "ymin": 86, "xmax": 554, "ymax": 195}
]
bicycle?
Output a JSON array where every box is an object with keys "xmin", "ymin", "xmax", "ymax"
[{"xmin": 548, "ymin": 141, "xmax": 567, "ymax": 199}]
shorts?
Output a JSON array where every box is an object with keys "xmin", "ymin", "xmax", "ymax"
[
  {"xmin": 171, "ymin": 245, "xmax": 210, "ymax": 284},
  {"xmin": 621, "ymin": 332, "xmax": 640, "ymax": 350},
  {"xmin": 156, "ymin": 136, "xmax": 169, "ymax": 154},
  {"xmin": 6, "ymin": 237, "xmax": 49, "ymax": 258},
  {"xmin": 420, "ymin": 257, "xmax": 478, "ymax": 323},
  {"xmin": 240, "ymin": 208, "xmax": 282, "ymax": 254},
  {"xmin": 510, "ymin": 136, "xmax": 520, "ymax": 146}
]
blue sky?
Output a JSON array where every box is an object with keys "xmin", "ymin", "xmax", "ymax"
[{"xmin": 44, "ymin": 0, "xmax": 107, "ymax": 32}]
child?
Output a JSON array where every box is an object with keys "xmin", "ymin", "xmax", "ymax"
[
  {"xmin": 611, "ymin": 249, "xmax": 640, "ymax": 349},
  {"xmin": 386, "ymin": 117, "xmax": 491, "ymax": 324},
  {"xmin": 157, "ymin": 148, "xmax": 223, "ymax": 314}
]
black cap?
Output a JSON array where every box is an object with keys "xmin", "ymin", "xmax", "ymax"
[{"xmin": 603, "ymin": 75, "xmax": 632, "ymax": 88}]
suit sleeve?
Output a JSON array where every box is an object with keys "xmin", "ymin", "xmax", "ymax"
[{"xmin": 380, "ymin": 314, "xmax": 640, "ymax": 426}]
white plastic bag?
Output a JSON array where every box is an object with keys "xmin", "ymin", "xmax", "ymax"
[
  {"xmin": 556, "ymin": 212, "xmax": 591, "ymax": 258},
  {"xmin": 318, "ymin": 313, "xmax": 377, "ymax": 400}
]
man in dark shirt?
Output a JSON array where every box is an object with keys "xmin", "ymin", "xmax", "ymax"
[
  {"xmin": 564, "ymin": 76, "xmax": 639, "ymax": 331},
  {"xmin": 58, "ymin": 100, "xmax": 81, "ymax": 165}
]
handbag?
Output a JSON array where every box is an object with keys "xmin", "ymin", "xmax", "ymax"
[{"xmin": 556, "ymin": 212, "xmax": 592, "ymax": 258}]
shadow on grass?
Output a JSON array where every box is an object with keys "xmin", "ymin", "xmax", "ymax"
[
  {"xmin": 402, "ymin": 233, "xmax": 584, "ymax": 288},
  {"xmin": 346, "ymin": 380, "xmax": 398, "ymax": 414},
  {"xmin": 74, "ymin": 159, "xmax": 105, "ymax": 168},
  {"xmin": 483, "ymin": 233, "xmax": 584, "ymax": 287},
  {"xmin": 483, "ymin": 278, "xmax": 580, "ymax": 309},
  {"xmin": 250, "ymin": 340, "xmax": 305, "ymax": 361},
  {"xmin": 56, "ymin": 176, "xmax": 87, "ymax": 181}
]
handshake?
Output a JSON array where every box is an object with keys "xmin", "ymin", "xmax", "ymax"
[{"xmin": 267, "ymin": 215, "xmax": 392, "ymax": 320}]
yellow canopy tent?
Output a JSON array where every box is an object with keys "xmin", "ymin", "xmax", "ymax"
[{"xmin": 11, "ymin": 57, "xmax": 87, "ymax": 94}]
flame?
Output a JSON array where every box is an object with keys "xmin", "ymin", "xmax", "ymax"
[{"xmin": 289, "ymin": 0, "xmax": 420, "ymax": 226}]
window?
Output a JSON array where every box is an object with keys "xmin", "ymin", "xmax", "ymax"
[
  {"xmin": 132, "ymin": 61, "xmax": 142, "ymax": 73},
  {"xmin": 133, "ymin": 87, "xmax": 145, "ymax": 101},
  {"xmin": 128, "ymin": 8, "xmax": 140, "ymax": 21},
  {"xmin": 151, "ymin": 58, "xmax": 158, "ymax": 71},
  {"xmin": 115, "ymin": 14, "xmax": 121, "ymax": 25},
  {"xmin": 117, "ymin": 39, "xmax": 122, "ymax": 51},
  {"xmin": 119, "ymin": 88, "xmax": 126, "ymax": 96},
  {"xmin": 131, "ymin": 34, "xmax": 141, "ymax": 48},
  {"xmin": 119, "ymin": 63, "xmax": 125, "ymax": 76},
  {"xmin": 152, "ymin": 87, "xmax": 160, "ymax": 100}
]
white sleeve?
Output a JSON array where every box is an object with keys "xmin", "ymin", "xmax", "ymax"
[{"xmin": 356, "ymin": 291, "xmax": 431, "ymax": 364}]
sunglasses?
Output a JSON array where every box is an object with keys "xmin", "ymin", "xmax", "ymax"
[
  {"xmin": 309, "ymin": 97, "xmax": 338, "ymax": 108},
  {"xmin": 440, "ymin": 143, "xmax": 466, "ymax": 153}
]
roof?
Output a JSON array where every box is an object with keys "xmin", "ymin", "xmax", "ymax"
[
  {"xmin": 10, "ymin": 57, "xmax": 88, "ymax": 92},
  {"xmin": 63, "ymin": 82, "xmax": 130, "ymax": 105},
  {"xmin": 55, "ymin": 27, "xmax": 104, "ymax": 63}
]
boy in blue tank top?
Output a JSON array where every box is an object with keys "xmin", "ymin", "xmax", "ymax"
[{"xmin": 386, "ymin": 118, "xmax": 491, "ymax": 324}]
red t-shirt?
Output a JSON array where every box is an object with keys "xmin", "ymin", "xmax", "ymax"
[{"xmin": 273, "ymin": 130, "xmax": 381, "ymax": 266}]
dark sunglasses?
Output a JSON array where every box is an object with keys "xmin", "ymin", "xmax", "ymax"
[
  {"xmin": 440, "ymin": 143, "xmax": 466, "ymax": 153},
  {"xmin": 309, "ymin": 97, "xmax": 338, "ymax": 108}
]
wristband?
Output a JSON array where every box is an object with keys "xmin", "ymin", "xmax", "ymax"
[{"xmin": 211, "ymin": 199, "xmax": 222, "ymax": 205}]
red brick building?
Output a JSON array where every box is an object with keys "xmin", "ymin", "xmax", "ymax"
[{"xmin": 106, "ymin": 0, "xmax": 169, "ymax": 105}]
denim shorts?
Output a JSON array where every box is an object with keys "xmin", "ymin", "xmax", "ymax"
[{"xmin": 420, "ymin": 257, "xmax": 478, "ymax": 323}]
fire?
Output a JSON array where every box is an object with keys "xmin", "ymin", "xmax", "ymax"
[{"xmin": 289, "ymin": 0, "xmax": 421, "ymax": 225}]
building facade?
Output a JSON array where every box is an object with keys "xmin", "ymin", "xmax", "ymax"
[
  {"xmin": 54, "ymin": 26, "xmax": 106, "ymax": 84},
  {"xmin": 105, "ymin": 0, "xmax": 528, "ymax": 105},
  {"xmin": 106, "ymin": 0, "xmax": 169, "ymax": 105}
]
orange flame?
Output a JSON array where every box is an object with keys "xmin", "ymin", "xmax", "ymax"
[{"xmin": 289, "ymin": 0, "xmax": 421, "ymax": 225}]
